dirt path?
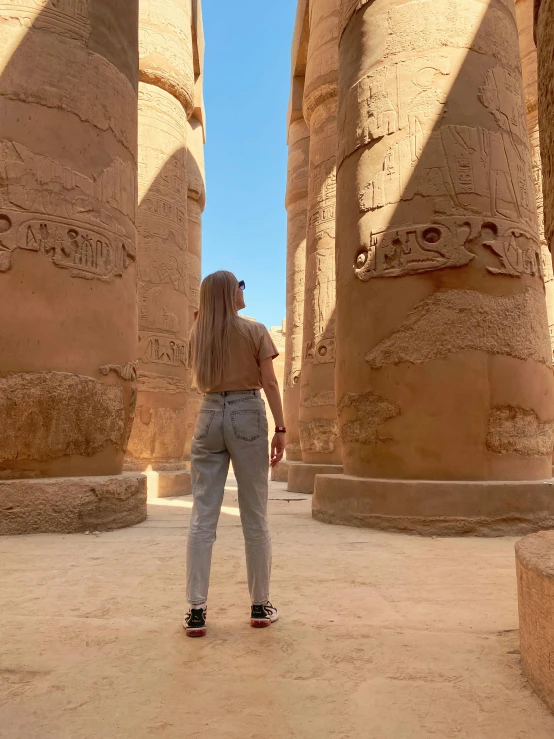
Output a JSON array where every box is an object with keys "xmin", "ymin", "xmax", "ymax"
[{"xmin": 1, "ymin": 481, "xmax": 553, "ymax": 738}]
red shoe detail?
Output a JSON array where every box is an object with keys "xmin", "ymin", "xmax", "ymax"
[
  {"xmin": 186, "ymin": 628, "xmax": 206, "ymax": 638},
  {"xmin": 251, "ymin": 619, "xmax": 271, "ymax": 628}
]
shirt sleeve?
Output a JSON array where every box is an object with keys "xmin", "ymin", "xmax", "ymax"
[{"xmin": 257, "ymin": 325, "xmax": 279, "ymax": 363}]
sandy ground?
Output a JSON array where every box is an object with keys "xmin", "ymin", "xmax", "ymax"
[{"xmin": 1, "ymin": 479, "xmax": 554, "ymax": 739}]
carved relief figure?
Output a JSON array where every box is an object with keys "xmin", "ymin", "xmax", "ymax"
[
  {"xmin": 0, "ymin": 139, "xmax": 137, "ymax": 281},
  {"xmin": 0, "ymin": 0, "xmax": 91, "ymax": 40},
  {"xmin": 0, "ymin": 141, "xmax": 136, "ymax": 227},
  {"xmin": 339, "ymin": 56, "xmax": 451, "ymax": 162},
  {"xmin": 355, "ymin": 59, "xmax": 538, "ymax": 281},
  {"xmin": 139, "ymin": 236, "xmax": 187, "ymax": 293},
  {"xmin": 479, "ymin": 67, "xmax": 534, "ymax": 222},
  {"xmin": 139, "ymin": 286, "xmax": 180, "ymax": 333}
]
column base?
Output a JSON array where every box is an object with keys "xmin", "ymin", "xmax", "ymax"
[
  {"xmin": 0, "ymin": 474, "xmax": 147, "ymax": 536},
  {"xmin": 288, "ymin": 462, "xmax": 344, "ymax": 494},
  {"xmin": 270, "ymin": 460, "xmax": 290, "ymax": 483},
  {"xmin": 140, "ymin": 468, "xmax": 192, "ymax": 499},
  {"xmin": 313, "ymin": 474, "xmax": 554, "ymax": 537}
]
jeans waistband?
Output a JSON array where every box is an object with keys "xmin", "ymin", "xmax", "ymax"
[{"xmin": 205, "ymin": 389, "xmax": 261, "ymax": 398}]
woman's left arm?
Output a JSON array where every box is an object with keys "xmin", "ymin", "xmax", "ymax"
[{"xmin": 260, "ymin": 357, "xmax": 286, "ymax": 467}]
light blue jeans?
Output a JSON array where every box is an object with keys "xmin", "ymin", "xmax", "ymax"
[{"xmin": 186, "ymin": 390, "xmax": 272, "ymax": 606}]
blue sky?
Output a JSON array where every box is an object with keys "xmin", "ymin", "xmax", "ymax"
[{"xmin": 201, "ymin": 1, "xmax": 298, "ymax": 329}]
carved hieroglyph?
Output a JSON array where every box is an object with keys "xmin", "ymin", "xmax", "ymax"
[
  {"xmin": 331, "ymin": 0, "xmax": 554, "ymax": 483},
  {"xmin": 0, "ymin": 0, "xmax": 139, "ymax": 479},
  {"xmin": 298, "ymin": 0, "xmax": 342, "ymax": 465},
  {"xmin": 139, "ymin": 0, "xmax": 195, "ymax": 117},
  {"xmin": 0, "ymin": 0, "xmax": 90, "ymax": 40},
  {"xmin": 0, "ymin": 141, "xmax": 136, "ymax": 279},
  {"xmin": 126, "ymin": 81, "xmax": 190, "ymax": 466},
  {"xmin": 284, "ymin": 118, "xmax": 310, "ymax": 462}
]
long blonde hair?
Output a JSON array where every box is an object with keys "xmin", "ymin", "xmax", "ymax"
[{"xmin": 190, "ymin": 270, "xmax": 248, "ymax": 392}]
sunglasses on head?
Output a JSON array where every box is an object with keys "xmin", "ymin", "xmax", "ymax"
[{"xmin": 238, "ymin": 280, "xmax": 246, "ymax": 290}]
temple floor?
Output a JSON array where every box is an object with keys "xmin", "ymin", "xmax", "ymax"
[{"xmin": 1, "ymin": 479, "xmax": 554, "ymax": 738}]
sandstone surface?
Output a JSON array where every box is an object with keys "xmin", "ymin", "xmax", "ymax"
[
  {"xmin": 283, "ymin": 119, "xmax": 310, "ymax": 465},
  {"xmin": 128, "ymin": 0, "xmax": 206, "ymax": 496},
  {"xmin": 517, "ymin": 531, "xmax": 554, "ymax": 713},
  {"xmin": 286, "ymin": 0, "xmax": 343, "ymax": 493},
  {"xmin": 0, "ymin": 0, "xmax": 145, "ymax": 533},
  {"xmin": 314, "ymin": 0, "xmax": 554, "ymax": 531},
  {"xmin": 2, "ymin": 488, "xmax": 554, "ymax": 736}
]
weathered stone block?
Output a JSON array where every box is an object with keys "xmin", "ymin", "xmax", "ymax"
[
  {"xmin": 314, "ymin": 475, "xmax": 554, "ymax": 535},
  {"xmin": 0, "ymin": 474, "xmax": 147, "ymax": 535},
  {"xmin": 270, "ymin": 461, "xmax": 290, "ymax": 484},
  {"xmin": 516, "ymin": 531, "xmax": 554, "ymax": 713},
  {"xmin": 288, "ymin": 461, "xmax": 343, "ymax": 494}
]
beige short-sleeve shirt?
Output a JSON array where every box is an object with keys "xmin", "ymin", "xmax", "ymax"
[{"xmin": 207, "ymin": 318, "xmax": 279, "ymax": 393}]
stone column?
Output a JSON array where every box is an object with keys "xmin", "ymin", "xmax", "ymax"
[
  {"xmin": 126, "ymin": 0, "xmax": 196, "ymax": 498},
  {"xmin": 270, "ymin": 321, "xmax": 289, "ymax": 482},
  {"xmin": 314, "ymin": 0, "xmax": 554, "ymax": 535},
  {"xmin": 183, "ymin": 115, "xmax": 206, "ymax": 460},
  {"xmin": 0, "ymin": 0, "xmax": 146, "ymax": 534},
  {"xmin": 536, "ymin": 0, "xmax": 554, "ymax": 256},
  {"xmin": 515, "ymin": 0, "xmax": 554, "ymax": 357},
  {"xmin": 288, "ymin": 0, "xmax": 344, "ymax": 494},
  {"xmin": 283, "ymin": 118, "xmax": 310, "ymax": 473},
  {"xmin": 138, "ymin": 0, "xmax": 195, "ymax": 116}
]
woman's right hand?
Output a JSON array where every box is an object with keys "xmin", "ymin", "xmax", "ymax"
[{"xmin": 270, "ymin": 433, "xmax": 286, "ymax": 467}]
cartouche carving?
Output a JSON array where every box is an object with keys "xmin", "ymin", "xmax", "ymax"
[
  {"xmin": 304, "ymin": 337, "xmax": 336, "ymax": 365},
  {"xmin": 482, "ymin": 220, "xmax": 543, "ymax": 277},
  {"xmin": 139, "ymin": 334, "xmax": 187, "ymax": 368},
  {"xmin": 0, "ymin": 214, "xmax": 135, "ymax": 281},
  {"xmin": 355, "ymin": 219, "xmax": 477, "ymax": 280}
]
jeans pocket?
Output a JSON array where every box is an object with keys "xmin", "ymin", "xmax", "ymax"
[
  {"xmin": 194, "ymin": 410, "xmax": 216, "ymax": 440},
  {"xmin": 231, "ymin": 410, "xmax": 261, "ymax": 442}
]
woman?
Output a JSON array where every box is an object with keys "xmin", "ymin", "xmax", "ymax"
[{"xmin": 184, "ymin": 271, "xmax": 286, "ymax": 637}]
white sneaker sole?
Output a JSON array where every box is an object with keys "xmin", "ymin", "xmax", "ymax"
[{"xmin": 251, "ymin": 612, "xmax": 278, "ymax": 628}]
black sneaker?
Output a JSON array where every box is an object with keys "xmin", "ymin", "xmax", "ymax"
[
  {"xmin": 184, "ymin": 606, "xmax": 207, "ymax": 637},
  {"xmin": 250, "ymin": 601, "xmax": 279, "ymax": 628}
]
